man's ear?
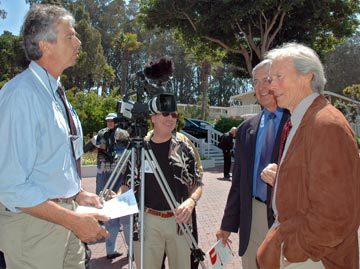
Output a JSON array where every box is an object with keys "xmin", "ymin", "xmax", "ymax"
[
  {"xmin": 304, "ymin": 72, "xmax": 313, "ymax": 83},
  {"xmin": 38, "ymin": 40, "xmax": 50, "ymax": 56}
]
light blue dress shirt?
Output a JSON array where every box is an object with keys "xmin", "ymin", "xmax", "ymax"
[
  {"xmin": 252, "ymin": 108, "xmax": 284, "ymax": 197},
  {"xmin": 0, "ymin": 61, "xmax": 82, "ymax": 212}
]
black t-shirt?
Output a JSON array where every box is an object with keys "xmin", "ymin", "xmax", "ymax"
[{"xmin": 144, "ymin": 139, "xmax": 182, "ymax": 210}]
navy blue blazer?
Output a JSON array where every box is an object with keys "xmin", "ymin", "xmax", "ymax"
[{"xmin": 220, "ymin": 110, "xmax": 290, "ymax": 256}]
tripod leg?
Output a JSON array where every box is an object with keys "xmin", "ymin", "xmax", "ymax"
[
  {"xmin": 99, "ymin": 146, "xmax": 132, "ymax": 199},
  {"xmin": 139, "ymin": 148, "xmax": 146, "ymax": 269}
]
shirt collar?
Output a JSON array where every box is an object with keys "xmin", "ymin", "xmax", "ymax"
[
  {"xmin": 263, "ymin": 107, "xmax": 284, "ymax": 119},
  {"xmin": 29, "ymin": 61, "xmax": 60, "ymax": 96},
  {"xmin": 291, "ymin": 92, "xmax": 319, "ymax": 128}
]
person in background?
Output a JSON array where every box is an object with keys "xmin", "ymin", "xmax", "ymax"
[
  {"xmin": 216, "ymin": 59, "xmax": 290, "ymax": 269},
  {"xmin": 95, "ymin": 112, "xmax": 124, "ymax": 259},
  {"xmin": 0, "ymin": 4, "xmax": 108, "ymax": 269},
  {"xmin": 218, "ymin": 127, "xmax": 237, "ymax": 179},
  {"xmin": 114, "ymin": 127, "xmax": 131, "ymax": 257},
  {"xmin": 257, "ymin": 43, "xmax": 360, "ymax": 269}
]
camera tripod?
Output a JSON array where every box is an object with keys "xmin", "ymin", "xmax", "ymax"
[{"xmin": 100, "ymin": 136, "xmax": 207, "ymax": 269}]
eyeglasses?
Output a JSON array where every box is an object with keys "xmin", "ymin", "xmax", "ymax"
[
  {"xmin": 268, "ymin": 73, "xmax": 285, "ymax": 83},
  {"xmin": 252, "ymin": 76, "xmax": 271, "ymax": 87},
  {"xmin": 160, "ymin": 112, "xmax": 178, "ymax": 119}
]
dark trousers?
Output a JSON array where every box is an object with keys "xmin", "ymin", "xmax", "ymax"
[
  {"xmin": 0, "ymin": 251, "xmax": 6, "ymax": 269},
  {"xmin": 223, "ymin": 150, "xmax": 232, "ymax": 177}
]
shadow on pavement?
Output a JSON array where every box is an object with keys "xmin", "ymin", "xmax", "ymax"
[{"xmin": 90, "ymin": 256, "xmax": 130, "ymax": 269}]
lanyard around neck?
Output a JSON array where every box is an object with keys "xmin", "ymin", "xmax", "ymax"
[{"xmin": 29, "ymin": 66, "xmax": 57, "ymax": 102}]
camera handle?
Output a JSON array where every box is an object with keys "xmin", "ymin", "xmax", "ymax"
[{"xmin": 100, "ymin": 138, "xmax": 207, "ymax": 269}]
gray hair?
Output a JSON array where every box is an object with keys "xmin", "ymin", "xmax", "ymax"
[
  {"xmin": 229, "ymin": 127, "xmax": 237, "ymax": 135},
  {"xmin": 252, "ymin": 59, "xmax": 272, "ymax": 77},
  {"xmin": 265, "ymin": 43, "xmax": 326, "ymax": 93},
  {"xmin": 21, "ymin": 4, "xmax": 75, "ymax": 60}
]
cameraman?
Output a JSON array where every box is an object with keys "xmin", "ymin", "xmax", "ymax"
[{"xmin": 95, "ymin": 112, "xmax": 123, "ymax": 259}]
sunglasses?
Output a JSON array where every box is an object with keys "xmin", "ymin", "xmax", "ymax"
[{"xmin": 160, "ymin": 112, "xmax": 178, "ymax": 119}]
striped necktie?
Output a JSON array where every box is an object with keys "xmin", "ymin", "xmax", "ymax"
[
  {"xmin": 57, "ymin": 86, "xmax": 81, "ymax": 177},
  {"xmin": 278, "ymin": 119, "xmax": 292, "ymax": 162}
]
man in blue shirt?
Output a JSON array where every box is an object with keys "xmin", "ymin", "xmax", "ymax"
[
  {"xmin": 0, "ymin": 4, "xmax": 109, "ymax": 269},
  {"xmin": 216, "ymin": 59, "xmax": 290, "ymax": 269}
]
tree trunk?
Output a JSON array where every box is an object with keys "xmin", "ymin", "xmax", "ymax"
[
  {"xmin": 199, "ymin": 60, "xmax": 211, "ymax": 120},
  {"xmin": 119, "ymin": 51, "xmax": 129, "ymax": 96}
]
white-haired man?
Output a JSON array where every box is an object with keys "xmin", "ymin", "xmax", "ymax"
[{"xmin": 257, "ymin": 43, "xmax": 360, "ymax": 269}]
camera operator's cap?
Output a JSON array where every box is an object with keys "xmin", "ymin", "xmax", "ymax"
[{"xmin": 105, "ymin": 112, "xmax": 117, "ymax": 120}]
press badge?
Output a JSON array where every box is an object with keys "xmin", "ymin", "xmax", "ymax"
[
  {"xmin": 71, "ymin": 136, "xmax": 84, "ymax": 160},
  {"xmin": 144, "ymin": 160, "xmax": 154, "ymax": 174}
]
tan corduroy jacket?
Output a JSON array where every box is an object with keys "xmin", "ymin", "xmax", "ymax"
[{"xmin": 257, "ymin": 96, "xmax": 360, "ymax": 269}]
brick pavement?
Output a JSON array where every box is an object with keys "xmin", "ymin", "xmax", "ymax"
[{"xmin": 82, "ymin": 166, "xmax": 360, "ymax": 269}]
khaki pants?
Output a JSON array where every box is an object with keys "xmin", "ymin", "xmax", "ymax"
[
  {"xmin": 134, "ymin": 212, "xmax": 190, "ymax": 269},
  {"xmin": 0, "ymin": 202, "xmax": 85, "ymax": 269},
  {"xmin": 242, "ymin": 198, "xmax": 269, "ymax": 269}
]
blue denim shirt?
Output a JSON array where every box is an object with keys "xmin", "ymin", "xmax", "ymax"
[{"xmin": 0, "ymin": 61, "xmax": 81, "ymax": 212}]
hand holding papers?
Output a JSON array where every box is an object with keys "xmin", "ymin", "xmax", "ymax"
[
  {"xmin": 206, "ymin": 240, "xmax": 234, "ymax": 269},
  {"xmin": 76, "ymin": 189, "xmax": 138, "ymax": 219}
]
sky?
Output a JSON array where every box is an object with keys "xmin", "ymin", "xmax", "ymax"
[
  {"xmin": 0, "ymin": 1, "xmax": 358, "ymax": 36},
  {"xmin": 0, "ymin": 0, "xmax": 30, "ymax": 35}
]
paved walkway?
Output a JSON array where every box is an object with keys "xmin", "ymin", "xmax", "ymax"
[
  {"xmin": 82, "ymin": 165, "xmax": 242, "ymax": 269},
  {"xmin": 82, "ymin": 165, "xmax": 360, "ymax": 269}
]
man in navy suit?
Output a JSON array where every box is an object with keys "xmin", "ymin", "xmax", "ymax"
[{"xmin": 216, "ymin": 59, "xmax": 290, "ymax": 269}]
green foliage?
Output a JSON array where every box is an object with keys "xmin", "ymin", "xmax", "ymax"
[
  {"xmin": 0, "ymin": 31, "xmax": 28, "ymax": 85},
  {"xmin": 0, "ymin": 0, "xmax": 7, "ymax": 19},
  {"xmin": 176, "ymin": 112, "xmax": 185, "ymax": 131},
  {"xmin": 343, "ymin": 84, "xmax": 360, "ymax": 101},
  {"xmin": 82, "ymin": 152, "xmax": 97, "ymax": 165},
  {"xmin": 66, "ymin": 89, "xmax": 121, "ymax": 139},
  {"xmin": 139, "ymin": 0, "xmax": 360, "ymax": 77},
  {"xmin": 215, "ymin": 117, "xmax": 244, "ymax": 134},
  {"xmin": 63, "ymin": 17, "xmax": 115, "ymax": 91},
  {"xmin": 357, "ymin": 136, "xmax": 360, "ymax": 149},
  {"xmin": 334, "ymin": 99, "xmax": 358, "ymax": 124},
  {"xmin": 334, "ymin": 84, "xmax": 360, "ymax": 124}
]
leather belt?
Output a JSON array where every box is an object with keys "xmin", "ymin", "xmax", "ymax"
[
  {"xmin": 50, "ymin": 194, "xmax": 77, "ymax": 204},
  {"xmin": 145, "ymin": 208, "xmax": 174, "ymax": 218},
  {"xmin": 253, "ymin": 196, "xmax": 266, "ymax": 204}
]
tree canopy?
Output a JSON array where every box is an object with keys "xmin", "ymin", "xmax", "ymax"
[
  {"xmin": 1, "ymin": 0, "xmax": 359, "ymax": 135},
  {"xmin": 0, "ymin": 31, "xmax": 28, "ymax": 88},
  {"xmin": 325, "ymin": 31, "xmax": 360, "ymax": 93},
  {"xmin": 0, "ymin": 0, "xmax": 6, "ymax": 19},
  {"xmin": 139, "ymin": 0, "xmax": 360, "ymax": 77}
]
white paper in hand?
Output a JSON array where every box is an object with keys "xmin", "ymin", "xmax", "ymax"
[
  {"xmin": 206, "ymin": 240, "xmax": 234, "ymax": 269},
  {"xmin": 76, "ymin": 189, "xmax": 138, "ymax": 219}
]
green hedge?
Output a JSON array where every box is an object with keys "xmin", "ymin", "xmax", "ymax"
[{"xmin": 214, "ymin": 116, "xmax": 244, "ymax": 133}]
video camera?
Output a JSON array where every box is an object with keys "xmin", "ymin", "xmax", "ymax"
[{"xmin": 116, "ymin": 56, "xmax": 177, "ymax": 138}]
